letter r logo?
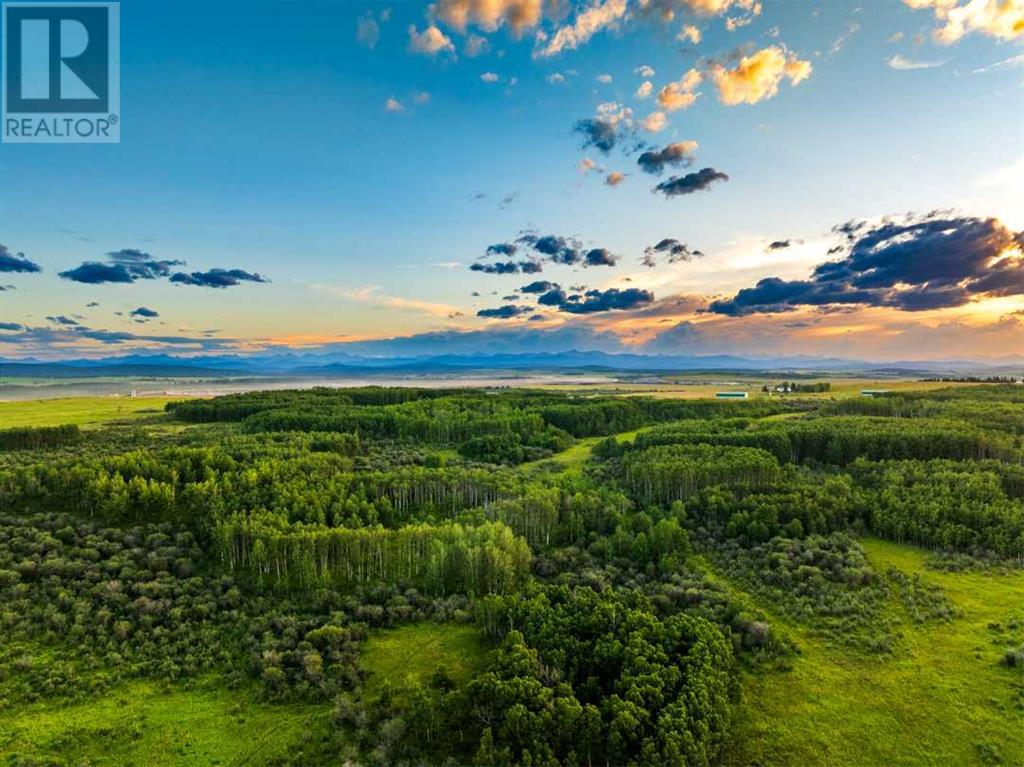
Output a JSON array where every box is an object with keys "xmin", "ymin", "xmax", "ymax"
[{"xmin": 5, "ymin": 4, "xmax": 110, "ymax": 113}]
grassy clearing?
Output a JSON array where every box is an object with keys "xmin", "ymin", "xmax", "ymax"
[
  {"xmin": 0, "ymin": 678, "xmax": 326, "ymax": 766},
  {"xmin": 0, "ymin": 396, "xmax": 178, "ymax": 429},
  {"xmin": 361, "ymin": 623, "xmax": 490, "ymax": 699},
  {"xmin": 722, "ymin": 538, "xmax": 1024, "ymax": 767}
]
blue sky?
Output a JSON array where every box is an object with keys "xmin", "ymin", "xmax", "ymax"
[{"xmin": 1, "ymin": 0, "xmax": 1022, "ymax": 360}]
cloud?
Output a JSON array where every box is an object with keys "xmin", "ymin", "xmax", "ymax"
[
  {"xmin": 972, "ymin": 53, "xmax": 1024, "ymax": 73},
  {"xmin": 170, "ymin": 268, "xmax": 270, "ymax": 288},
  {"xmin": 357, "ymin": 12, "xmax": 381, "ymax": 49},
  {"xmin": 408, "ymin": 25, "xmax": 455, "ymax": 55},
  {"xmin": 584, "ymin": 248, "xmax": 619, "ymax": 267},
  {"xmin": 557, "ymin": 287, "xmax": 655, "ymax": 313},
  {"xmin": 470, "ymin": 261, "xmax": 526, "ymax": 274},
  {"xmin": 0, "ymin": 285, "xmax": 14, "ymax": 292},
  {"xmin": 578, "ymin": 157, "xmax": 599, "ymax": 173},
  {"xmin": 0, "ymin": 323, "xmax": 237, "ymax": 352},
  {"xmin": 709, "ymin": 212, "xmax": 1024, "ymax": 315},
  {"xmin": 642, "ymin": 238, "xmax": 704, "ymax": 266},
  {"xmin": 130, "ymin": 307, "xmax": 160, "ymax": 319},
  {"xmin": 635, "ymin": 64, "xmax": 656, "ymax": 78},
  {"xmin": 653, "ymin": 167, "xmax": 729, "ymax": 197},
  {"xmin": 538, "ymin": 287, "xmax": 569, "ymax": 306},
  {"xmin": 635, "ymin": 0, "xmax": 761, "ymax": 22},
  {"xmin": 710, "ymin": 46, "xmax": 812, "ymax": 105},
  {"xmin": 677, "ymin": 24, "xmax": 701, "ymax": 43},
  {"xmin": 547, "ymin": 72, "xmax": 567, "ymax": 84},
  {"xmin": 767, "ymin": 239, "xmax": 799, "ymax": 250},
  {"xmin": 635, "ymin": 81, "xmax": 654, "ymax": 99},
  {"xmin": 0, "ymin": 323, "xmax": 23, "ymax": 331},
  {"xmin": 477, "ymin": 304, "xmax": 532, "ymax": 319},
  {"xmin": 529, "ymin": 234, "xmax": 584, "ymax": 264},
  {"xmin": 464, "ymin": 34, "xmax": 490, "ymax": 56},
  {"xmin": 487, "ymin": 242, "xmax": 519, "ymax": 256},
  {"xmin": 637, "ymin": 140, "xmax": 698, "ymax": 174},
  {"xmin": 656, "ymin": 68, "xmax": 702, "ymax": 111},
  {"xmin": 413, "ymin": 91, "xmax": 431, "ymax": 104},
  {"xmin": 535, "ymin": 0, "xmax": 628, "ymax": 58},
  {"xmin": 887, "ymin": 54, "xmax": 946, "ymax": 70},
  {"xmin": 903, "ymin": 0, "xmax": 1024, "ymax": 44},
  {"xmin": 606, "ymin": 171, "xmax": 626, "ymax": 186},
  {"xmin": 60, "ymin": 249, "xmax": 184, "ymax": 284},
  {"xmin": 59, "ymin": 262, "xmax": 135, "ymax": 284},
  {"xmin": 434, "ymin": 0, "xmax": 544, "ymax": 37},
  {"xmin": 46, "ymin": 315, "xmax": 80, "ymax": 326},
  {"xmin": 0, "ymin": 245, "xmax": 42, "ymax": 274},
  {"xmin": 641, "ymin": 111, "xmax": 668, "ymax": 132},
  {"xmin": 481, "ymin": 71, "xmax": 500, "ymax": 83},
  {"xmin": 385, "ymin": 97, "xmax": 404, "ymax": 112},
  {"xmin": 597, "ymin": 73, "xmax": 613, "ymax": 83},
  {"xmin": 521, "ymin": 280, "xmax": 558, "ymax": 294},
  {"xmin": 575, "ymin": 106, "xmax": 633, "ymax": 152}
]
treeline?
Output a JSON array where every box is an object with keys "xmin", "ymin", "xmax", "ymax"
[
  {"xmin": 824, "ymin": 397, "xmax": 1024, "ymax": 436},
  {"xmin": 851, "ymin": 459, "xmax": 1024, "ymax": 558},
  {"xmin": 631, "ymin": 415, "xmax": 1017, "ymax": 464},
  {"xmin": 219, "ymin": 518, "xmax": 531, "ymax": 595},
  {"xmin": 622, "ymin": 444, "xmax": 782, "ymax": 505},
  {"xmin": 0, "ymin": 424, "xmax": 81, "ymax": 451}
]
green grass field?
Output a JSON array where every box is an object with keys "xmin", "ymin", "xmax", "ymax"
[
  {"xmin": 0, "ymin": 678, "xmax": 326, "ymax": 766},
  {"xmin": 723, "ymin": 539, "xmax": 1024, "ymax": 767},
  {"xmin": 361, "ymin": 623, "xmax": 490, "ymax": 699},
  {"xmin": 0, "ymin": 396, "xmax": 178, "ymax": 429}
]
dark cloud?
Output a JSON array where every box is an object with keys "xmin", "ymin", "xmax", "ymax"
[
  {"xmin": 60, "ymin": 262, "xmax": 135, "ymax": 284},
  {"xmin": 521, "ymin": 280, "xmax": 557, "ymax": 294},
  {"xmin": 60, "ymin": 249, "xmax": 182, "ymax": 284},
  {"xmin": 710, "ymin": 213, "xmax": 1024, "ymax": 316},
  {"xmin": 538, "ymin": 288, "xmax": 569, "ymax": 306},
  {"xmin": 0, "ymin": 245, "xmax": 42, "ymax": 274},
  {"xmin": 584, "ymin": 248, "xmax": 618, "ymax": 267},
  {"xmin": 130, "ymin": 307, "xmax": 160, "ymax": 319},
  {"xmin": 471, "ymin": 260, "xmax": 536, "ymax": 274},
  {"xmin": 533, "ymin": 287, "xmax": 654, "ymax": 314},
  {"xmin": 636, "ymin": 142, "xmax": 697, "ymax": 175},
  {"xmin": 528, "ymin": 314, "xmax": 545, "ymax": 321},
  {"xmin": 46, "ymin": 315, "xmax": 80, "ymax": 326},
  {"xmin": 86, "ymin": 301, "xmax": 100, "ymax": 307},
  {"xmin": 642, "ymin": 238, "xmax": 704, "ymax": 267},
  {"xmin": 575, "ymin": 117, "xmax": 620, "ymax": 154},
  {"xmin": 560, "ymin": 287, "xmax": 654, "ymax": 314},
  {"xmin": 520, "ymin": 259, "xmax": 543, "ymax": 274},
  {"xmin": 531, "ymin": 234, "xmax": 583, "ymax": 265},
  {"xmin": 767, "ymin": 239, "xmax": 798, "ymax": 251},
  {"xmin": 0, "ymin": 322, "xmax": 24, "ymax": 331},
  {"xmin": 169, "ymin": 268, "xmax": 269, "ymax": 288},
  {"xmin": 106, "ymin": 249, "xmax": 182, "ymax": 279},
  {"xmin": 653, "ymin": 167, "xmax": 729, "ymax": 198},
  {"xmin": 477, "ymin": 304, "xmax": 532, "ymax": 319},
  {"xmin": 486, "ymin": 242, "xmax": 518, "ymax": 256},
  {"xmin": 0, "ymin": 284, "xmax": 14, "ymax": 291}
]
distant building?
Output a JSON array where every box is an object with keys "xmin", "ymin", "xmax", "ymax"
[
  {"xmin": 716, "ymin": 391, "xmax": 748, "ymax": 399},
  {"xmin": 860, "ymin": 389, "xmax": 891, "ymax": 397}
]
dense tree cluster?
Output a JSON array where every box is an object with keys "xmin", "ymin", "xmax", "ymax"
[
  {"xmin": 471, "ymin": 585, "xmax": 734, "ymax": 767},
  {"xmin": 0, "ymin": 424, "xmax": 81, "ymax": 451}
]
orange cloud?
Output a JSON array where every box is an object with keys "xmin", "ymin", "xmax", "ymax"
[
  {"xmin": 657, "ymin": 68, "xmax": 702, "ymax": 111},
  {"xmin": 434, "ymin": 0, "xmax": 544, "ymax": 36},
  {"xmin": 710, "ymin": 46, "xmax": 812, "ymax": 105},
  {"xmin": 408, "ymin": 25, "xmax": 456, "ymax": 55},
  {"xmin": 903, "ymin": 0, "xmax": 1024, "ymax": 44}
]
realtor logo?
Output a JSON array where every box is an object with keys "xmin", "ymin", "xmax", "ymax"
[{"xmin": 2, "ymin": 2, "xmax": 119, "ymax": 142}]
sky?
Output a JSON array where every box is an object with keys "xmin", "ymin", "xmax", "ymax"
[{"xmin": 1, "ymin": 0, "xmax": 1022, "ymax": 362}]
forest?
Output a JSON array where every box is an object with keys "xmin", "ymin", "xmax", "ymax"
[{"xmin": 0, "ymin": 382, "xmax": 1022, "ymax": 765}]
